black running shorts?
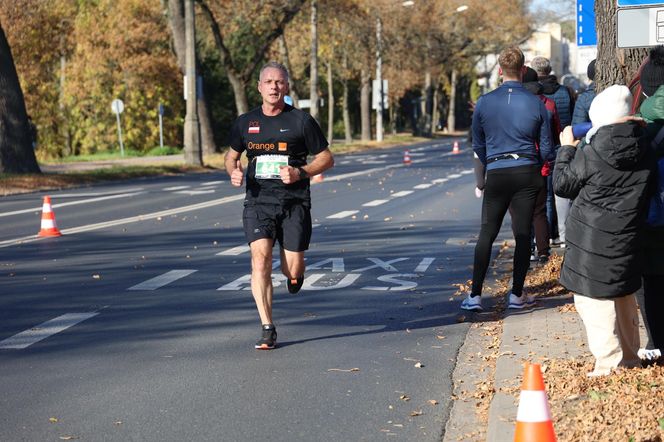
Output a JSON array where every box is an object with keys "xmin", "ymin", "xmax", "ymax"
[{"xmin": 243, "ymin": 203, "xmax": 312, "ymax": 252}]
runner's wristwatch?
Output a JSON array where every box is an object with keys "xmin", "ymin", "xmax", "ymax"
[{"xmin": 297, "ymin": 167, "xmax": 308, "ymax": 180}]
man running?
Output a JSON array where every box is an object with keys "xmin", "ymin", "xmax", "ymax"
[{"xmin": 226, "ymin": 61, "xmax": 334, "ymax": 350}]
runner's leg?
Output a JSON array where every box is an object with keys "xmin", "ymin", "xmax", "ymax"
[{"xmin": 250, "ymin": 238, "xmax": 274, "ymax": 325}]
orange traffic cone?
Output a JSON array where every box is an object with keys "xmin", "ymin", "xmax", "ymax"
[
  {"xmin": 37, "ymin": 196, "xmax": 62, "ymax": 237},
  {"xmin": 312, "ymin": 173, "xmax": 324, "ymax": 183},
  {"xmin": 403, "ymin": 149, "xmax": 412, "ymax": 165},
  {"xmin": 514, "ymin": 363, "xmax": 556, "ymax": 442},
  {"xmin": 452, "ymin": 141, "xmax": 460, "ymax": 154}
]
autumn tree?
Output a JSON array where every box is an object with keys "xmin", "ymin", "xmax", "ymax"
[
  {"xmin": 64, "ymin": 0, "xmax": 183, "ymax": 155},
  {"xmin": 0, "ymin": 21, "xmax": 40, "ymax": 173},
  {"xmin": 595, "ymin": 0, "xmax": 647, "ymax": 92},
  {"xmin": 197, "ymin": 0, "xmax": 306, "ymax": 115},
  {"xmin": 166, "ymin": 0, "xmax": 217, "ymax": 156}
]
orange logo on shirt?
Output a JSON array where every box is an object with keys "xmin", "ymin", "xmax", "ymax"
[{"xmin": 278, "ymin": 142, "xmax": 287, "ymax": 152}]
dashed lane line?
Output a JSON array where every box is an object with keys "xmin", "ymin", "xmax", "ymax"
[
  {"xmin": 363, "ymin": 199, "xmax": 389, "ymax": 207},
  {"xmin": 0, "ymin": 194, "xmax": 245, "ymax": 249},
  {"xmin": 0, "ymin": 191, "xmax": 145, "ymax": 219},
  {"xmin": 0, "ymin": 312, "xmax": 99, "ymax": 350},
  {"xmin": 391, "ymin": 190, "xmax": 414, "ymax": 198},
  {"xmin": 216, "ymin": 245, "xmax": 250, "ymax": 256},
  {"xmin": 127, "ymin": 269, "xmax": 198, "ymax": 290},
  {"xmin": 327, "ymin": 210, "xmax": 359, "ymax": 219}
]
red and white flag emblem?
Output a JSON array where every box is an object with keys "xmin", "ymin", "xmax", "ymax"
[{"xmin": 248, "ymin": 121, "xmax": 260, "ymax": 134}]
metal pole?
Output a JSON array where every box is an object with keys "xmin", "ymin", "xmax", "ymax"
[
  {"xmin": 159, "ymin": 112, "xmax": 164, "ymax": 149},
  {"xmin": 183, "ymin": 0, "xmax": 202, "ymax": 165},
  {"xmin": 376, "ymin": 16, "xmax": 384, "ymax": 142},
  {"xmin": 115, "ymin": 112, "xmax": 124, "ymax": 157}
]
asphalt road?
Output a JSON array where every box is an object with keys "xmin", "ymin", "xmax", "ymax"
[{"xmin": 0, "ymin": 139, "xmax": 510, "ymax": 441}]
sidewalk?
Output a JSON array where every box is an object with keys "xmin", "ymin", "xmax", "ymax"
[{"xmin": 444, "ymin": 245, "xmax": 650, "ymax": 442}]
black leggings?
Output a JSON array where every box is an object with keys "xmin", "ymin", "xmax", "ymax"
[
  {"xmin": 472, "ymin": 165, "xmax": 544, "ymax": 297},
  {"xmin": 643, "ymin": 274, "xmax": 664, "ymax": 349}
]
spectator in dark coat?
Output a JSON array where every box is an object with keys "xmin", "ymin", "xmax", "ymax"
[
  {"xmin": 554, "ymin": 85, "xmax": 655, "ymax": 376},
  {"xmin": 572, "ymin": 59, "xmax": 596, "ymax": 125},
  {"xmin": 633, "ymin": 45, "xmax": 664, "ymax": 359}
]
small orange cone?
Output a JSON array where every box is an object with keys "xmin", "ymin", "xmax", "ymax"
[
  {"xmin": 452, "ymin": 141, "xmax": 460, "ymax": 154},
  {"xmin": 37, "ymin": 196, "xmax": 62, "ymax": 237},
  {"xmin": 312, "ymin": 173, "xmax": 324, "ymax": 183},
  {"xmin": 403, "ymin": 149, "xmax": 412, "ymax": 165},
  {"xmin": 514, "ymin": 363, "xmax": 556, "ymax": 442}
]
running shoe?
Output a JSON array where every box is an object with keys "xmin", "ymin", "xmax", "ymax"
[
  {"xmin": 507, "ymin": 293, "xmax": 536, "ymax": 309},
  {"xmin": 460, "ymin": 294, "xmax": 483, "ymax": 311},
  {"xmin": 255, "ymin": 324, "xmax": 277, "ymax": 350},
  {"xmin": 287, "ymin": 275, "xmax": 304, "ymax": 294}
]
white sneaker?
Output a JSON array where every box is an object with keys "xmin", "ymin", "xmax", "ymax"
[
  {"xmin": 638, "ymin": 348, "xmax": 662, "ymax": 360},
  {"xmin": 508, "ymin": 293, "xmax": 535, "ymax": 309},
  {"xmin": 460, "ymin": 294, "xmax": 483, "ymax": 311}
]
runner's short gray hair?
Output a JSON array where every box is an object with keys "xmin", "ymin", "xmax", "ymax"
[
  {"xmin": 530, "ymin": 56, "xmax": 552, "ymax": 76},
  {"xmin": 259, "ymin": 61, "xmax": 289, "ymax": 83}
]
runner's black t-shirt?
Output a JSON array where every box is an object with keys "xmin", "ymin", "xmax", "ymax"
[{"xmin": 229, "ymin": 104, "xmax": 329, "ymax": 206}]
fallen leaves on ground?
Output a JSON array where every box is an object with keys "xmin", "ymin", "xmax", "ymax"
[{"xmin": 456, "ymin": 250, "xmax": 664, "ymax": 441}]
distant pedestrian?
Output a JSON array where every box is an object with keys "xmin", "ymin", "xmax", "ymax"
[
  {"xmin": 461, "ymin": 46, "xmax": 553, "ymax": 312},
  {"xmin": 531, "ymin": 56, "xmax": 576, "ymax": 248},
  {"xmin": 572, "ymin": 59, "xmax": 596, "ymax": 125},
  {"xmin": 519, "ymin": 66, "xmax": 562, "ymax": 264},
  {"xmin": 632, "ymin": 45, "xmax": 664, "ymax": 356},
  {"xmin": 554, "ymin": 85, "xmax": 655, "ymax": 377}
]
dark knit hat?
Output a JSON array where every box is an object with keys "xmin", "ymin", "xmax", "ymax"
[
  {"xmin": 523, "ymin": 67, "xmax": 539, "ymax": 83},
  {"xmin": 587, "ymin": 59, "xmax": 596, "ymax": 81},
  {"xmin": 641, "ymin": 46, "xmax": 664, "ymax": 96}
]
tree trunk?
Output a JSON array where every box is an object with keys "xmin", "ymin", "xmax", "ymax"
[
  {"xmin": 198, "ymin": 0, "xmax": 305, "ymax": 116},
  {"xmin": 422, "ymin": 70, "xmax": 433, "ymax": 137},
  {"xmin": 342, "ymin": 52, "xmax": 352, "ymax": 143},
  {"xmin": 447, "ymin": 69, "xmax": 457, "ymax": 133},
  {"xmin": 326, "ymin": 60, "xmax": 334, "ymax": 144},
  {"xmin": 167, "ymin": 0, "xmax": 216, "ymax": 154},
  {"xmin": 595, "ymin": 0, "xmax": 647, "ymax": 93},
  {"xmin": 0, "ymin": 24, "xmax": 40, "ymax": 174},
  {"xmin": 360, "ymin": 68, "xmax": 371, "ymax": 141},
  {"xmin": 309, "ymin": 0, "xmax": 319, "ymax": 121},
  {"xmin": 278, "ymin": 35, "xmax": 299, "ymax": 106}
]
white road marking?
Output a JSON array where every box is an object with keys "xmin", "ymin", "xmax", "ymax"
[
  {"xmin": 0, "ymin": 312, "xmax": 99, "ymax": 349},
  {"xmin": 413, "ymin": 184, "xmax": 433, "ymax": 189},
  {"xmin": 201, "ymin": 181, "xmax": 224, "ymax": 185},
  {"xmin": 414, "ymin": 257, "xmax": 435, "ymax": 273},
  {"xmin": 327, "ymin": 210, "xmax": 359, "ymax": 219},
  {"xmin": 353, "ymin": 257, "xmax": 408, "ymax": 273},
  {"xmin": 391, "ymin": 190, "xmax": 414, "ymax": 198},
  {"xmin": 0, "ymin": 192, "xmax": 145, "ymax": 218},
  {"xmin": 431, "ymin": 178, "xmax": 448, "ymax": 184},
  {"xmin": 128, "ymin": 269, "xmax": 197, "ymax": 290},
  {"xmin": 363, "ymin": 199, "xmax": 389, "ymax": 207},
  {"xmin": 460, "ymin": 169, "xmax": 474, "ymax": 175},
  {"xmin": 175, "ymin": 189, "xmax": 216, "ymax": 195},
  {"xmin": 216, "ymin": 244, "xmax": 250, "ymax": 256},
  {"xmin": 0, "ymin": 194, "xmax": 245, "ymax": 249},
  {"xmin": 163, "ymin": 186, "xmax": 190, "ymax": 191},
  {"xmin": 52, "ymin": 188, "xmax": 144, "ymax": 198}
]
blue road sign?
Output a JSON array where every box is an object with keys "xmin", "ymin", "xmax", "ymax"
[
  {"xmin": 618, "ymin": 1, "xmax": 664, "ymax": 6},
  {"xmin": 577, "ymin": 0, "xmax": 597, "ymax": 46}
]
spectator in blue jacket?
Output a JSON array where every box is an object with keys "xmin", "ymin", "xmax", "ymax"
[
  {"xmin": 461, "ymin": 46, "xmax": 554, "ymax": 312},
  {"xmin": 572, "ymin": 59, "xmax": 596, "ymax": 125}
]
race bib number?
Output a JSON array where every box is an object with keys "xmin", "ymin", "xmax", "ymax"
[{"xmin": 255, "ymin": 155, "xmax": 289, "ymax": 179}]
